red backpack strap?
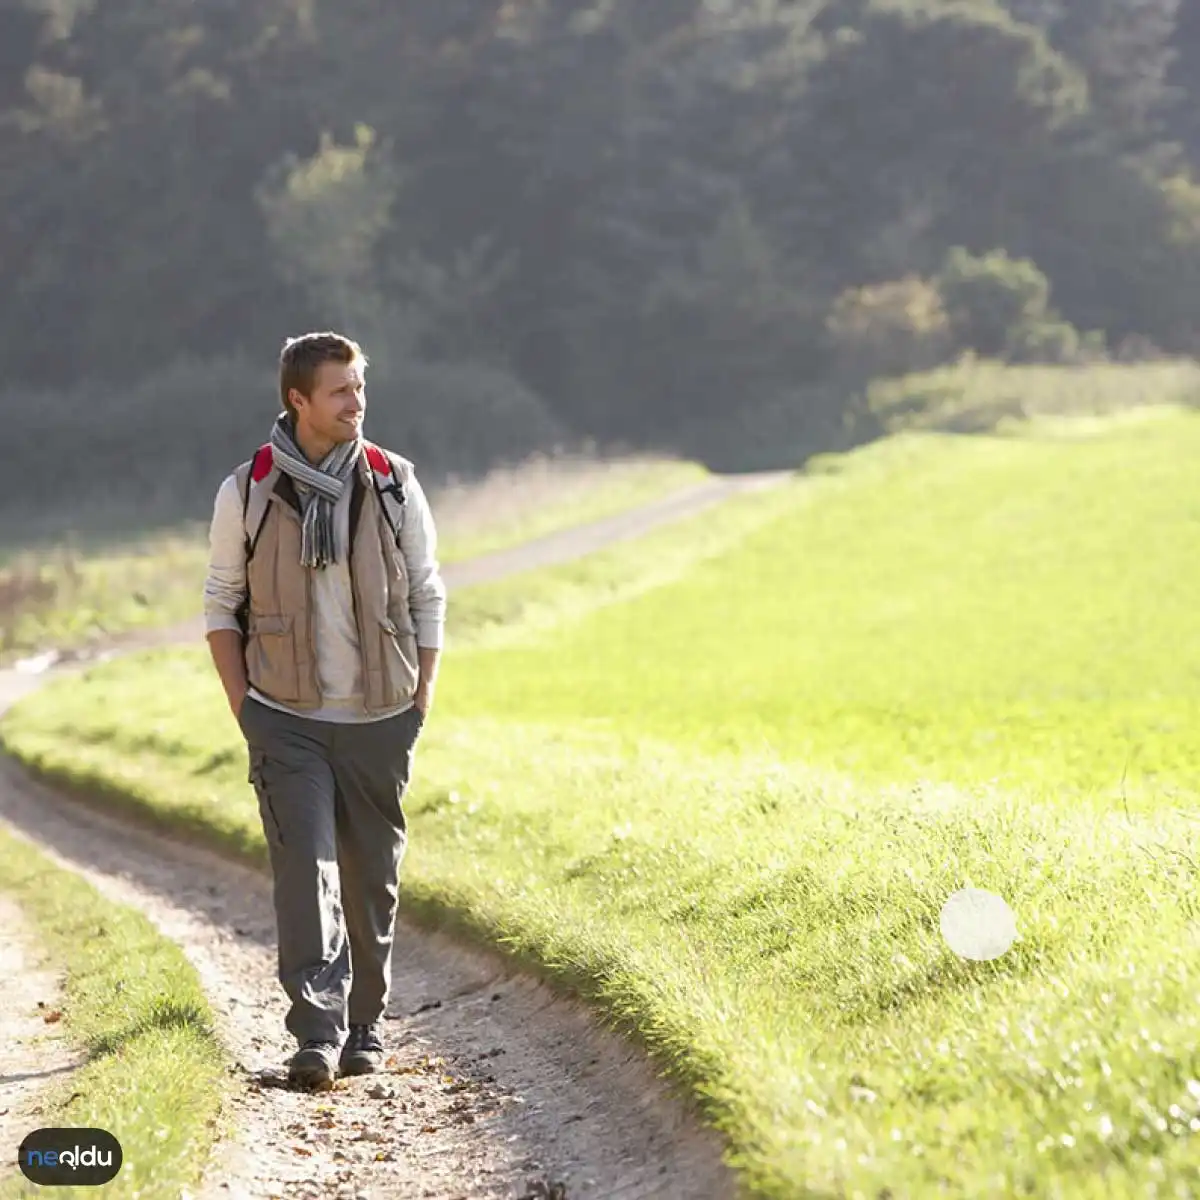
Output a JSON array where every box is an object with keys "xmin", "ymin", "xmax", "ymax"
[
  {"xmin": 237, "ymin": 445, "xmax": 276, "ymax": 559},
  {"xmin": 364, "ymin": 443, "xmax": 390, "ymax": 477},
  {"xmin": 252, "ymin": 444, "xmax": 275, "ymax": 482},
  {"xmin": 364, "ymin": 441, "xmax": 408, "ymax": 545}
]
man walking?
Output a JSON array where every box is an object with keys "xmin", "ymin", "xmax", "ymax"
[{"xmin": 203, "ymin": 331, "xmax": 446, "ymax": 1090}]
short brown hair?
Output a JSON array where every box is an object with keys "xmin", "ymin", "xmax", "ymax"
[{"xmin": 279, "ymin": 331, "xmax": 367, "ymax": 420}]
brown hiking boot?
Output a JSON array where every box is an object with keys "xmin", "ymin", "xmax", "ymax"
[{"xmin": 339, "ymin": 1023, "xmax": 385, "ymax": 1076}]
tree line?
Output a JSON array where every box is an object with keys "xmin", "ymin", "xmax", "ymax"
[{"xmin": 3, "ymin": 0, "xmax": 1199, "ymax": 507}]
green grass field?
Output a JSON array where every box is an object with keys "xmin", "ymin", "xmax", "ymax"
[
  {"xmin": 0, "ymin": 826, "xmax": 228, "ymax": 1199},
  {"xmin": 3, "ymin": 400, "xmax": 1198, "ymax": 1196},
  {"xmin": 0, "ymin": 455, "xmax": 708, "ymax": 665}
]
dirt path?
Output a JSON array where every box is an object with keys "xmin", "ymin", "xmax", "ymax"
[
  {"xmin": 439, "ymin": 471, "xmax": 790, "ymax": 591},
  {"xmin": 0, "ymin": 895, "xmax": 85, "ymax": 1169},
  {"xmin": 21, "ymin": 469, "xmax": 792, "ymax": 665},
  {"xmin": 0, "ymin": 764, "xmax": 734, "ymax": 1199},
  {"xmin": 0, "ymin": 471, "xmax": 788, "ymax": 1198}
]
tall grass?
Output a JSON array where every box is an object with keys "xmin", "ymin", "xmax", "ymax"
[
  {"xmin": 0, "ymin": 454, "xmax": 707, "ymax": 663},
  {"xmin": 868, "ymin": 358, "xmax": 1200, "ymax": 435}
]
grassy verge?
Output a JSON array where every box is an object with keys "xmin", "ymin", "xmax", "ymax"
[
  {"xmin": 4, "ymin": 402, "xmax": 1199, "ymax": 1196},
  {"xmin": 867, "ymin": 358, "xmax": 1200, "ymax": 435},
  {"xmin": 0, "ymin": 454, "xmax": 708, "ymax": 665},
  {"xmin": 0, "ymin": 824, "xmax": 229, "ymax": 1199}
]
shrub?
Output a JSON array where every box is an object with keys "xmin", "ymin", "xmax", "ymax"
[
  {"xmin": 936, "ymin": 247, "xmax": 1052, "ymax": 357},
  {"xmin": 1006, "ymin": 318, "xmax": 1082, "ymax": 364},
  {"xmin": 826, "ymin": 276, "xmax": 954, "ymax": 378}
]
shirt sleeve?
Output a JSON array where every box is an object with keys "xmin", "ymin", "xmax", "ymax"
[
  {"xmin": 203, "ymin": 472, "xmax": 248, "ymax": 635},
  {"xmin": 400, "ymin": 470, "xmax": 447, "ymax": 650}
]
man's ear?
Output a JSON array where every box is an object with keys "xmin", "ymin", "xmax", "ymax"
[{"xmin": 288, "ymin": 387, "xmax": 307, "ymax": 413}]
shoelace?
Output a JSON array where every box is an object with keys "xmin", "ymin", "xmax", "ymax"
[{"xmin": 347, "ymin": 1024, "xmax": 383, "ymax": 1053}]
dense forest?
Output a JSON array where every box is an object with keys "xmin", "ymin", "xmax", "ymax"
[{"xmin": 3, "ymin": 0, "xmax": 1200, "ymax": 515}]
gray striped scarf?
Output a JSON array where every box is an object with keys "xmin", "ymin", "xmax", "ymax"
[{"xmin": 269, "ymin": 414, "xmax": 363, "ymax": 569}]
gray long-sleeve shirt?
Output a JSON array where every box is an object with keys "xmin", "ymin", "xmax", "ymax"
[{"xmin": 203, "ymin": 463, "xmax": 446, "ymax": 724}]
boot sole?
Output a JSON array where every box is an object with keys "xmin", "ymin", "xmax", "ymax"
[
  {"xmin": 288, "ymin": 1059, "xmax": 338, "ymax": 1090},
  {"xmin": 289, "ymin": 1073, "xmax": 336, "ymax": 1091}
]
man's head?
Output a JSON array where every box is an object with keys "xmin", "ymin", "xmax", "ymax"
[{"xmin": 279, "ymin": 331, "xmax": 368, "ymax": 451}]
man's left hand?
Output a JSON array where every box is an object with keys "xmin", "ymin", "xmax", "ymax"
[{"xmin": 415, "ymin": 646, "xmax": 440, "ymax": 718}]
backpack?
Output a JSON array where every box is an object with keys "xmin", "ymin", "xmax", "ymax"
[{"xmin": 235, "ymin": 440, "xmax": 410, "ymax": 564}]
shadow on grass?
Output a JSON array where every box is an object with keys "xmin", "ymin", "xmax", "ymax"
[
  {"xmin": 831, "ymin": 947, "xmax": 1030, "ymax": 1031},
  {"xmin": 193, "ymin": 748, "xmax": 240, "ymax": 775},
  {"xmin": 89, "ymin": 995, "xmax": 214, "ymax": 1058}
]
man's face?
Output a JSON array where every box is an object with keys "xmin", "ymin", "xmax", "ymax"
[{"xmin": 290, "ymin": 358, "xmax": 366, "ymax": 445}]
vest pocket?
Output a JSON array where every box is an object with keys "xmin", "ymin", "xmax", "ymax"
[
  {"xmin": 379, "ymin": 617, "xmax": 419, "ymax": 706},
  {"xmin": 246, "ymin": 613, "xmax": 301, "ymax": 703}
]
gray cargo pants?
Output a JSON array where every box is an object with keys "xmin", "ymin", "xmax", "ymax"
[{"xmin": 237, "ymin": 694, "xmax": 424, "ymax": 1047}]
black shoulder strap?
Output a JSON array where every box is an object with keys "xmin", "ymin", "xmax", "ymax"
[
  {"xmin": 349, "ymin": 468, "xmax": 366, "ymax": 548},
  {"xmin": 242, "ymin": 446, "xmax": 269, "ymax": 561},
  {"xmin": 373, "ymin": 450, "xmax": 407, "ymax": 547}
]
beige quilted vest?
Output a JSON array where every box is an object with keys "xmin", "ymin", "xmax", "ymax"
[{"xmin": 234, "ymin": 451, "xmax": 418, "ymax": 713}]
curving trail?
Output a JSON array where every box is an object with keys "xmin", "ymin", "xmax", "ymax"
[{"xmin": 0, "ymin": 470, "xmax": 790, "ymax": 1198}]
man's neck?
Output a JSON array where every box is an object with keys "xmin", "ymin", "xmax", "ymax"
[{"xmin": 293, "ymin": 423, "xmax": 336, "ymax": 465}]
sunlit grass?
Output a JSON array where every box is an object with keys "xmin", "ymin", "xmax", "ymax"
[
  {"xmin": 4, "ymin": 402, "xmax": 1199, "ymax": 1196},
  {"xmin": 0, "ymin": 826, "xmax": 228, "ymax": 1199}
]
